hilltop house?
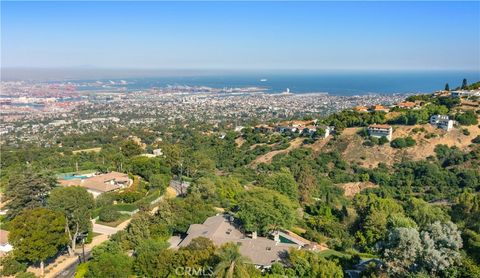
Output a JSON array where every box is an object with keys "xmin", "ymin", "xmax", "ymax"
[
  {"xmin": 173, "ymin": 214, "xmax": 320, "ymax": 269},
  {"xmin": 371, "ymin": 105, "xmax": 390, "ymax": 113},
  {"xmin": 58, "ymin": 172, "xmax": 132, "ymax": 198},
  {"xmin": 367, "ymin": 124, "xmax": 393, "ymax": 141},
  {"xmin": 354, "ymin": 106, "xmax": 369, "ymax": 113},
  {"xmin": 451, "ymin": 90, "xmax": 480, "ymax": 98},
  {"xmin": 315, "ymin": 125, "xmax": 335, "ymax": 138},
  {"xmin": 396, "ymin": 101, "xmax": 417, "ymax": 109},
  {"xmin": 430, "ymin": 115, "xmax": 454, "ymax": 131}
]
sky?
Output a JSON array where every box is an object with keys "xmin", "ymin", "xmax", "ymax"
[{"xmin": 1, "ymin": 1, "xmax": 480, "ymax": 71}]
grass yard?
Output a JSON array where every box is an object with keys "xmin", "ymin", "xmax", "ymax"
[{"xmin": 95, "ymin": 214, "xmax": 130, "ymax": 227}]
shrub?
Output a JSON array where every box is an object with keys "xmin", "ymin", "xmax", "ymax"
[
  {"xmin": 472, "ymin": 136, "xmax": 480, "ymax": 144},
  {"xmin": 117, "ymin": 191, "xmax": 143, "ymax": 203},
  {"xmin": 0, "ymin": 255, "xmax": 27, "ymax": 276},
  {"xmin": 99, "ymin": 206, "xmax": 121, "ymax": 222},
  {"xmin": 462, "ymin": 129, "xmax": 470, "ymax": 136},
  {"xmin": 456, "ymin": 111, "xmax": 479, "ymax": 126},
  {"xmin": 391, "ymin": 137, "xmax": 416, "ymax": 149},
  {"xmin": 378, "ymin": 136, "xmax": 389, "ymax": 145},
  {"xmin": 95, "ymin": 192, "xmax": 118, "ymax": 208}
]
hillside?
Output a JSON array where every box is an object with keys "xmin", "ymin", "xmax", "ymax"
[{"xmin": 326, "ymin": 123, "xmax": 480, "ymax": 168}]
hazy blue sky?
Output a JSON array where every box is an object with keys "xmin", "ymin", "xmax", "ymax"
[{"xmin": 2, "ymin": 1, "xmax": 479, "ymax": 70}]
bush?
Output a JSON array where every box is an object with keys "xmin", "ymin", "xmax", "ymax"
[
  {"xmin": 378, "ymin": 136, "xmax": 389, "ymax": 145},
  {"xmin": 113, "ymin": 203, "xmax": 138, "ymax": 212},
  {"xmin": 99, "ymin": 206, "xmax": 121, "ymax": 222},
  {"xmin": 0, "ymin": 255, "xmax": 27, "ymax": 276},
  {"xmin": 391, "ymin": 137, "xmax": 416, "ymax": 149},
  {"xmin": 472, "ymin": 136, "xmax": 480, "ymax": 144},
  {"xmin": 117, "ymin": 191, "xmax": 143, "ymax": 203},
  {"xmin": 456, "ymin": 111, "xmax": 479, "ymax": 126},
  {"xmin": 95, "ymin": 192, "xmax": 118, "ymax": 208},
  {"xmin": 463, "ymin": 129, "xmax": 471, "ymax": 136},
  {"xmin": 75, "ymin": 262, "xmax": 89, "ymax": 278}
]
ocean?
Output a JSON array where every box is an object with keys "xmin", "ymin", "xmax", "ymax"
[
  {"xmin": 5, "ymin": 68, "xmax": 479, "ymax": 96},
  {"xmin": 72, "ymin": 70, "xmax": 479, "ymax": 96}
]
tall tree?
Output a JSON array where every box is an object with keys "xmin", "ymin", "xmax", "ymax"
[
  {"xmin": 444, "ymin": 83, "xmax": 450, "ymax": 91},
  {"xmin": 86, "ymin": 241, "xmax": 133, "ymax": 278},
  {"xmin": 288, "ymin": 249, "xmax": 344, "ymax": 277},
  {"xmin": 213, "ymin": 243, "xmax": 252, "ymax": 278},
  {"xmin": 4, "ymin": 168, "xmax": 57, "ymax": 220},
  {"xmin": 297, "ymin": 164, "xmax": 317, "ymax": 204},
  {"xmin": 235, "ymin": 188, "xmax": 296, "ymax": 235},
  {"xmin": 47, "ymin": 186, "xmax": 95, "ymax": 256},
  {"xmin": 383, "ymin": 227, "xmax": 422, "ymax": 275},
  {"xmin": 121, "ymin": 140, "xmax": 143, "ymax": 157},
  {"xmin": 263, "ymin": 169, "xmax": 298, "ymax": 200},
  {"xmin": 420, "ymin": 221, "xmax": 463, "ymax": 275},
  {"xmin": 461, "ymin": 78, "xmax": 468, "ymax": 89},
  {"xmin": 9, "ymin": 208, "xmax": 68, "ymax": 276}
]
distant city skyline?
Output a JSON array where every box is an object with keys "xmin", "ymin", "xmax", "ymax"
[{"xmin": 2, "ymin": 1, "xmax": 479, "ymax": 71}]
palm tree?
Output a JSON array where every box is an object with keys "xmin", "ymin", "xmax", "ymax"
[{"xmin": 213, "ymin": 243, "xmax": 252, "ymax": 278}]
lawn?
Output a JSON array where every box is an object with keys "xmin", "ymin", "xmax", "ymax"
[{"xmin": 95, "ymin": 214, "xmax": 130, "ymax": 227}]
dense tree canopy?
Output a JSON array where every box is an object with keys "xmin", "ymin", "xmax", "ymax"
[{"xmin": 9, "ymin": 208, "xmax": 68, "ymax": 276}]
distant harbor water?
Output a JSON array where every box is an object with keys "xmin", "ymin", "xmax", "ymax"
[
  {"xmin": 5, "ymin": 69, "xmax": 478, "ymax": 96},
  {"xmin": 69, "ymin": 71, "xmax": 479, "ymax": 96}
]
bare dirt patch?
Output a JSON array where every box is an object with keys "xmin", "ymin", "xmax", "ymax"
[
  {"xmin": 235, "ymin": 137, "xmax": 245, "ymax": 147},
  {"xmin": 339, "ymin": 181, "xmax": 378, "ymax": 198}
]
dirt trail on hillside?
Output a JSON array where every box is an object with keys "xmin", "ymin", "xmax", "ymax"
[{"xmin": 250, "ymin": 138, "xmax": 304, "ymax": 166}]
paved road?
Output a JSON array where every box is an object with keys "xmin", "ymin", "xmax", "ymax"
[
  {"xmin": 55, "ymin": 252, "xmax": 91, "ymax": 278},
  {"xmin": 92, "ymin": 222, "xmax": 120, "ymax": 235}
]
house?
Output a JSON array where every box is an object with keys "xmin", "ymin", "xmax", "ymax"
[
  {"xmin": 58, "ymin": 172, "xmax": 132, "ymax": 198},
  {"xmin": 316, "ymin": 125, "xmax": 335, "ymax": 138},
  {"xmin": 345, "ymin": 259, "xmax": 384, "ymax": 278},
  {"xmin": 354, "ymin": 106, "xmax": 369, "ymax": 113},
  {"xmin": 397, "ymin": 101, "xmax": 416, "ymax": 109},
  {"xmin": 430, "ymin": 115, "xmax": 454, "ymax": 131},
  {"xmin": 371, "ymin": 105, "xmax": 389, "ymax": 113},
  {"xmin": 451, "ymin": 90, "xmax": 480, "ymax": 98},
  {"xmin": 301, "ymin": 126, "xmax": 317, "ymax": 135},
  {"xmin": 175, "ymin": 215, "xmax": 309, "ymax": 268},
  {"xmin": 367, "ymin": 124, "xmax": 393, "ymax": 141},
  {"xmin": 0, "ymin": 230, "xmax": 13, "ymax": 256},
  {"xmin": 276, "ymin": 126, "xmax": 297, "ymax": 133},
  {"xmin": 254, "ymin": 125, "xmax": 273, "ymax": 133}
]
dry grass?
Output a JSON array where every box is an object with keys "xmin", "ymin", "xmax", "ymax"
[
  {"xmin": 72, "ymin": 147, "xmax": 101, "ymax": 154},
  {"xmin": 250, "ymin": 137, "xmax": 304, "ymax": 166},
  {"xmin": 339, "ymin": 181, "xmax": 378, "ymax": 198},
  {"xmin": 327, "ymin": 123, "xmax": 480, "ymax": 168}
]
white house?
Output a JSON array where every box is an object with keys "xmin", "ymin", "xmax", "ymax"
[
  {"xmin": 430, "ymin": 115, "xmax": 454, "ymax": 131},
  {"xmin": 451, "ymin": 90, "xmax": 480, "ymax": 98},
  {"xmin": 367, "ymin": 124, "xmax": 393, "ymax": 141},
  {"xmin": 321, "ymin": 125, "xmax": 335, "ymax": 138}
]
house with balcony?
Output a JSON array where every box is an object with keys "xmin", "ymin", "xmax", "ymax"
[
  {"xmin": 430, "ymin": 115, "xmax": 454, "ymax": 131},
  {"xmin": 367, "ymin": 124, "xmax": 393, "ymax": 141}
]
